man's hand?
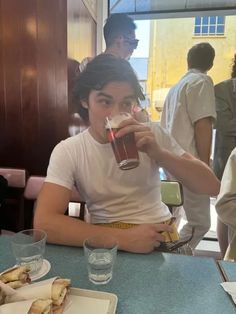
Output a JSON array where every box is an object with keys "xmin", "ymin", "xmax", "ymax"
[
  {"xmin": 119, "ymin": 223, "xmax": 173, "ymax": 253},
  {"xmin": 115, "ymin": 118, "xmax": 165, "ymax": 163}
]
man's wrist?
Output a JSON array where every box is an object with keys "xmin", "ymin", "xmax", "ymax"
[{"xmin": 155, "ymin": 149, "xmax": 170, "ymax": 167}]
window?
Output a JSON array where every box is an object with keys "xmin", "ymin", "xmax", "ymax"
[{"xmin": 194, "ymin": 16, "xmax": 225, "ymax": 36}]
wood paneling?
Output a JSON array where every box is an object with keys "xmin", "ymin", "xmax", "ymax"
[
  {"xmin": 67, "ymin": 0, "xmax": 96, "ymax": 61},
  {"xmin": 0, "ymin": 0, "xmax": 96, "ymax": 175},
  {"xmin": 0, "ymin": 0, "xmax": 68, "ymax": 175}
]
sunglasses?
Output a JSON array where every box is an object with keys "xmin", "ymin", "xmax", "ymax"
[{"xmin": 123, "ymin": 36, "xmax": 139, "ymax": 49}]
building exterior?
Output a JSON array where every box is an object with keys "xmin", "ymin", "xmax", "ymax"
[{"xmin": 147, "ymin": 15, "xmax": 236, "ymax": 121}]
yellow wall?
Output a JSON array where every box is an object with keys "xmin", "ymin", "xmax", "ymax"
[{"xmin": 147, "ymin": 16, "xmax": 236, "ymax": 121}]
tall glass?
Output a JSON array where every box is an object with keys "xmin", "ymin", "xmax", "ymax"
[
  {"xmin": 11, "ymin": 229, "xmax": 47, "ymax": 274},
  {"xmin": 105, "ymin": 112, "xmax": 139, "ymax": 170}
]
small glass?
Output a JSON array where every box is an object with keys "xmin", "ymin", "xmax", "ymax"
[
  {"xmin": 83, "ymin": 235, "xmax": 118, "ymax": 285},
  {"xmin": 11, "ymin": 229, "xmax": 47, "ymax": 274}
]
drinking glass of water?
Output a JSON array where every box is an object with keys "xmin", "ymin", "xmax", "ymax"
[
  {"xmin": 11, "ymin": 229, "xmax": 47, "ymax": 275},
  {"xmin": 83, "ymin": 235, "xmax": 118, "ymax": 285}
]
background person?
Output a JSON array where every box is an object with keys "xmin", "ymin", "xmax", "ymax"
[
  {"xmin": 79, "ymin": 13, "xmax": 148, "ymax": 122},
  {"xmin": 161, "ymin": 43, "xmax": 216, "ymax": 249},
  {"xmin": 79, "ymin": 13, "xmax": 139, "ymax": 72},
  {"xmin": 34, "ymin": 55, "xmax": 219, "ymax": 254},
  {"xmin": 215, "ymin": 147, "xmax": 236, "ymax": 261},
  {"xmin": 213, "ymin": 54, "xmax": 236, "ymax": 257}
]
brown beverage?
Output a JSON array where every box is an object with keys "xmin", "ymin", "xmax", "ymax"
[{"xmin": 105, "ymin": 113, "xmax": 139, "ymax": 170}]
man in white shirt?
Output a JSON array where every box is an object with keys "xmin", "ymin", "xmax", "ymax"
[
  {"xmin": 161, "ymin": 42, "xmax": 216, "ymax": 249},
  {"xmin": 34, "ymin": 54, "xmax": 219, "ymax": 253}
]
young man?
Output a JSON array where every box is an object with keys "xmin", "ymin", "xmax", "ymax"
[
  {"xmin": 79, "ymin": 13, "xmax": 139, "ymax": 71},
  {"xmin": 161, "ymin": 42, "xmax": 216, "ymax": 249},
  {"xmin": 34, "ymin": 54, "xmax": 220, "ymax": 254}
]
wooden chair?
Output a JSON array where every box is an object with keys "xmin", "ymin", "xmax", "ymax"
[
  {"xmin": 24, "ymin": 176, "xmax": 86, "ymax": 228},
  {"xmin": 0, "ymin": 168, "xmax": 27, "ymax": 232}
]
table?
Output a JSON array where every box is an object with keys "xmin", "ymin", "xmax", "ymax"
[
  {"xmin": 0, "ymin": 236, "xmax": 235, "ymax": 314},
  {"xmin": 218, "ymin": 260, "xmax": 236, "ymax": 282}
]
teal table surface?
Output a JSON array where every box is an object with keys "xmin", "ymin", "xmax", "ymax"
[
  {"xmin": 218, "ymin": 260, "xmax": 236, "ymax": 282},
  {"xmin": 0, "ymin": 236, "xmax": 235, "ymax": 314}
]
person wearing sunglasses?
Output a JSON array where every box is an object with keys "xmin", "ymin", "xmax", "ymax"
[{"xmin": 79, "ymin": 13, "xmax": 139, "ymax": 72}]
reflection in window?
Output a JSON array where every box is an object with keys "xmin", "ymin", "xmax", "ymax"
[{"xmin": 194, "ymin": 16, "xmax": 225, "ymax": 36}]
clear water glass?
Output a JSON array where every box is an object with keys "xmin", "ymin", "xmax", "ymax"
[
  {"xmin": 83, "ymin": 235, "xmax": 118, "ymax": 285},
  {"xmin": 11, "ymin": 229, "xmax": 47, "ymax": 274}
]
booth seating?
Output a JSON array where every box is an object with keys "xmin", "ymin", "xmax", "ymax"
[
  {"xmin": 23, "ymin": 176, "xmax": 86, "ymax": 228},
  {"xmin": 0, "ymin": 168, "xmax": 27, "ymax": 233},
  {"xmin": 23, "ymin": 177, "xmax": 183, "ymax": 229}
]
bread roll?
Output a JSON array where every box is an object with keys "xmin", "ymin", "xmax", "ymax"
[
  {"xmin": 0, "ymin": 265, "xmax": 31, "ymax": 287},
  {"xmin": 51, "ymin": 278, "xmax": 71, "ymax": 306},
  {"xmin": 28, "ymin": 299, "xmax": 53, "ymax": 314}
]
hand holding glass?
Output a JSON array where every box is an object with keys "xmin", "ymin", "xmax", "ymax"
[{"xmin": 105, "ymin": 112, "xmax": 139, "ymax": 170}]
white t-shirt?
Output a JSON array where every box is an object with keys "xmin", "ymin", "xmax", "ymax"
[
  {"xmin": 161, "ymin": 69, "xmax": 216, "ymax": 157},
  {"xmin": 45, "ymin": 122, "xmax": 184, "ymax": 224}
]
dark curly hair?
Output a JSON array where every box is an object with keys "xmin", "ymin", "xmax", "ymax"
[
  {"xmin": 72, "ymin": 54, "xmax": 144, "ymax": 123},
  {"xmin": 187, "ymin": 42, "xmax": 215, "ymax": 72},
  {"xmin": 231, "ymin": 54, "xmax": 236, "ymax": 78},
  {"xmin": 103, "ymin": 13, "xmax": 136, "ymax": 47}
]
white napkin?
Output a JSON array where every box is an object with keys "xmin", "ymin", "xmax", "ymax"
[
  {"xmin": 5, "ymin": 277, "xmax": 57, "ymax": 303},
  {"xmin": 0, "ymin": 281, "xmax": 16, "ymax": 297},
  {"xmin": 0, "ymin": 299, "xmax": 37, "ymax": 314},
  {"xmin": 221, "ymin": 282, "xmax": 236, "ymax": 303}
]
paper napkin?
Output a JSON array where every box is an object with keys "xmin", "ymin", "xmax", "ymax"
[
  {"xmin": 221, "ymin": 282, "xmax": 236, "ymax": 303},
  {"xmin": 5, "ymin": 277, "xmax": 57, "ymax": 303}
]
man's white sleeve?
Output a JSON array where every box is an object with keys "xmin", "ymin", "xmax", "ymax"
[
  {"xmin": 186, "ymin": 77, "xmax": 216, "ymax": 123},
  {"xmin": 45, "ymin": 142, "xmax": 75, "ymax": 190}
]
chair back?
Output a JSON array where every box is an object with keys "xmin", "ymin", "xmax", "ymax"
[
  {"xmin": 0, "ymin": 168, "xmax": 27, "ymax": 232},
  {"xmin": 24, "ymin": 176, "xmax": 86, "ymax": 224},
  {"xmin": 161, "ymin": 180, "xmax": 183, "ymax": 209},
  {"xmin": 0, "ymin": 168, "xmax": 26, "ymax": 188}
]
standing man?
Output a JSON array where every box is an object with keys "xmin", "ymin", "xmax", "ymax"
[
  {"xmin": 71, "ymin": 13, "xmax": 140, "ymax": 134},
  {"xmin": 79, "ymin": 13, "xmax": 148, "ymax": 122},
  {"xmin": 79, "ymin": 13, "xmax": 139, "ymax": 72},
  {"xmin": 161, "ymin": 42, "xmax": 216, "ymax": 249},
  {"xmin": 213, "ymin": 54, "xmax": 236, "ymax": 257}
]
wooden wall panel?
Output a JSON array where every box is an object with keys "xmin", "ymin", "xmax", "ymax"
[
  {"xmin": 0, "ymin": 0, "xmax": 68, "ymax": 175},
  {"xmin": 0, "ymin": 0, "xmax": 96, "ymax": 175},
  {"xmin": 0, "ymin": 0, "xmax": 23, "ymax": 166},
  {"xmin": 67, "ymin": 0, "xmax": 96, "ymax": 61}
]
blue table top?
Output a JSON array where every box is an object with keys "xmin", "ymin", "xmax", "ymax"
[
  {"xmin": 0, "ymin": 236, "xmax": 235, "ymax": 314},
  {"xmin": 218, "ymin": 260, "xmax": 236, "ymax": 282}
]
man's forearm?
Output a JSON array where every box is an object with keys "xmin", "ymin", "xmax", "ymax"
[
  {"xmin": 194, "ymin": 118, "xmax": 213, "ymax": 165},
  {"xmin": 34, "ymin": 212, "xmax": 127, "ymax": 248},
  {"xmin": 159, "ymin": 150, "xmax": 220, "ymax": 196}
]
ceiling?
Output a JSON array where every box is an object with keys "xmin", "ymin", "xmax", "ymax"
[{"xmin": 110, "ymin": 0, "xmax": 236, "ymax": 17}]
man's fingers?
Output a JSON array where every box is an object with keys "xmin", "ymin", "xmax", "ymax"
[
  {"xmin": 136, "ymin": 135, "xmax": 154, "ymax": 149},
  {"xmin": 155, "ymin": 223, "xmax": 173, "ymax": 233},
  {"xmin": 115, "ymin": 124, "xmax": 149, "ymax": 138}
]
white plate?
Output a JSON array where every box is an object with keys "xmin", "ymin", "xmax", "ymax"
[
  {"xmin": 30, "ymin": 259, "xmax": 51, "ymax": 281},
  {"xmin": 1, "ymin": 259, "xmax": 51, "ymax": 282},
  {"xmin": 64, "ymin": 287, "xmax": 118, "ymax": 314}
]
